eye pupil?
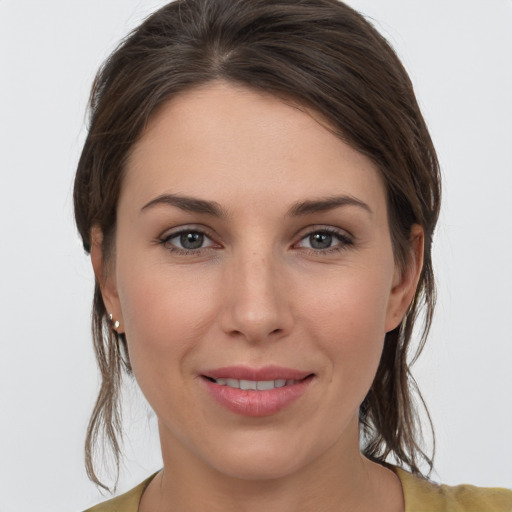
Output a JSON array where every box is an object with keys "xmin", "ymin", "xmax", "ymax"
[
  {"xmin": 310, "ymin": 232, "xmax": 333, "ymax": 249},
  {"xmin": 180, "ymin": 232, "xmax": 204, "ymax": 249}
]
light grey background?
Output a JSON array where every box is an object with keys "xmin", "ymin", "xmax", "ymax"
[{"xmin": 0, "ymin": 1, "xmax": 511, "ymax": 511}]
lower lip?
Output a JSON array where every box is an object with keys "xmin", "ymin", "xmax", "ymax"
[{"xmin": 202, "ymin": 376, "xmax": 313, "ymax": 417}]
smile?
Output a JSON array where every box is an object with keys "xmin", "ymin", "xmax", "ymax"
[
  {"xmin": 206, "ymin": 378, "xmax": 299, "ymax": 390},
  {"xmin": 201, "ymin": 366, "xmax": 315, "ymax": 417}
]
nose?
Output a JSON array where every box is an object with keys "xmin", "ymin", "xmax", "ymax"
[{"xmin": 219, "ymin": 249, "xmax": 293, "ymax": 343}]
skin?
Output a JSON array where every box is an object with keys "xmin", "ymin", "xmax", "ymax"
[{"xmin": 92, "ymin": 81, "xmax": 423, "ymax": 512}]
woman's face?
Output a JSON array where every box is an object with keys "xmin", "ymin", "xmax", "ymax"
[{"xmin": 96, "ymin": 81, "xmax": 420, "ymax": 481}]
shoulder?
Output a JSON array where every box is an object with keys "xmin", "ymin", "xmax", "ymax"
[
  {"xmin": 395, "ymin": 467, "xmax": 512, "ymax": 512},
  {"xmin": 82, "ymin": 474, "xmax": 157, "ymax": 512}
]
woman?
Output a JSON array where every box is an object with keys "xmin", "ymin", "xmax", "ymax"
[{"xmin": 75, "ymin": 0, "xmax": 512, "ymax": 510}]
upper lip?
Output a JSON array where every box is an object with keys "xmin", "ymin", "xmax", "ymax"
[{"xmin": 201, "ymin": 365, "xmax": 313, "ymax": 381}]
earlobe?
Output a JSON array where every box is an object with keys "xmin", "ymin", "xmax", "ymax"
[
  {"xmin": 385, "ymin": 225, "xmax": 424, "ymax": 332},
  {"xmin": 90, "ymin": 226, "xmax": 124, "ymax": 332}
]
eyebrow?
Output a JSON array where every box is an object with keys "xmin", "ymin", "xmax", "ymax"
[
  {"xmin": 141, "ymin": 193, "xmax": 372, "ymax": 217},
  {"xmin": 288, "ymin": 195, "xmax": 373, "ymax": 216},
  {"xmin": 141, "ymin": 194, "xmax": 228, "ymax": 217}
]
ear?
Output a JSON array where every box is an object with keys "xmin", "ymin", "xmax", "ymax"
[
  {"xmin": 385, "ymin": 224, "xmax": 424, "ymax": 333},
  {"xmin": 90, "ymin": 226, "xmax": 124, "ymax": 333}
]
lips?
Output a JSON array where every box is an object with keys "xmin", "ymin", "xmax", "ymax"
[
  {"xmin": 201, "ymin": 366, "xmax": 314, "ymax": 417},
  {"xmin": 207, "ymin": 378, "xmax": 298, "ymax": 390},
  {"xmin": 202, "ymin": 365, "xmax": 311, "ymax": 381}
]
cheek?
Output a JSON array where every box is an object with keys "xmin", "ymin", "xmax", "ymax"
[
  {"xmin": 116, "ymin": 259, "xmax": 219, "ymax": 381},
  {"xmin": 304, "ymin": 266, "xmax": 391, "ymax": 336},
  {"xmin": 300, "ymin": 270, "xmax": 391, "ymax": 393}
]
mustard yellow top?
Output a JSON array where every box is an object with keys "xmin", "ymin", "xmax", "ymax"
[{"xmin": 83, "ymin": 468, "xmax": 512, "ymax": 512}]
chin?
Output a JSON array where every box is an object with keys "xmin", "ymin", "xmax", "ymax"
[
  {"xmin": 195, "ymin": 427, "xmax": 330, "ymax": 482},
  {"xmin": 209, "ymin": 449, "xmax": 308, "ymax": 482}
]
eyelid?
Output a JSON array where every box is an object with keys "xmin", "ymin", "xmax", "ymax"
[
  {"xmin": 294, "ymin": 224, "xmax": 352, "ymax": 240},
  {"xmin": 158, "ymin": 224, "xmax": 221, "ymax": 251},
  {"xmin": 293, "ymin": 225, "xmax": 353, "ymax": 250},
  {"xmin": 157, "ymin": 224, "xmax": 353, "ymax": 253}
]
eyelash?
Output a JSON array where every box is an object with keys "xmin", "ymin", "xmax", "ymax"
[
  {"xmin": 158, "ymin": 227, "xmax": 219, "ymax": 255},
  {"xmin": 158, "ymin": 226, "xmax": 353, "ymax": 256},
  {"xmin": 295, "ymin": 227, "xmax": 353, "ymax": 255}
]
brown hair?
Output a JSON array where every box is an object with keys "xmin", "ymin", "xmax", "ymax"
[{"xmin": 74, "ymin": 0, "xmax": 441, "ymax": 491}]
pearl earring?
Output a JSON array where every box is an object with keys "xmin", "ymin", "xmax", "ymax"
[{"xmin": 108, "ymin": 313, "xmax": 120, "ymax": 330}]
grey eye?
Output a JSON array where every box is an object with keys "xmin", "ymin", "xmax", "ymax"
[
  {"xmin": 295, "ymin": 228, "xmax": 352, "ymax": 252},
  {"xmin": 162, "ymin": 229, "xmax": 216, "ymax": 252},
  {"xmin": 308, "ymin": 232, "xmax": 333, "ymax": 249},
  {"xmin": 179, "ymin": 232, "xmax": 204, "ymax": 249}
]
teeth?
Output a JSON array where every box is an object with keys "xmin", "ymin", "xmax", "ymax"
[
  {"xmin": 240, "ymin": 379, "xmax": 257, "ymax": 390},
  {"xmin": 256, "ymin": 380, "xmax": 275, "ymax": 391},
  {"xmin": 213, "ymin": 378, "xmax": 297, "ymax": 390}
]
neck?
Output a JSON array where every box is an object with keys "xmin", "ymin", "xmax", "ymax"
[{"xmin": 140, "ymin": 418, "xmax": 404, "ymax": 512}]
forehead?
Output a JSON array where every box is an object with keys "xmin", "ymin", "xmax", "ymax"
[{"xmin": 122, "ymin": 81, "xmax": 387, "ymax": 217}]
